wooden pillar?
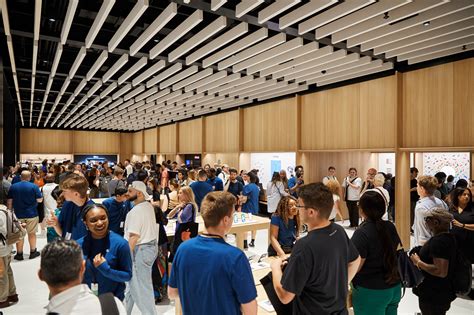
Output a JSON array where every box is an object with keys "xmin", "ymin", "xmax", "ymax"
[
  {"xmin": 395, "ymin": 72, "xmax": 410, "ymax": 246},
  {"xmin": 395, "ymin": 151, "xmax": 411, "ymax": 247}
]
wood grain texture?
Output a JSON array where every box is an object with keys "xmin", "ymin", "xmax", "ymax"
[
  {"xmin": 301, "ymin": 91, "xmax": 328, "ymax": 150},
  {"xmin": 326, "ymin": 84, "xmax": 360, "ymax": 149},
  {"xmin": 202, "ymin": 153, "xmax": 240, "ymax": 169},
  {"xmin": 395, "ymin": 151, "xmax": 411, "ymax": 247},
  {"xmin": 132, "ymin": 131, "xmax": 143, "ymax": 154},
  {"xmin": 178, "ymin": 119, "xmax": 202, "ymax": 153},
  {"xmin": 359, "ymin": 76, "xmax": 396, "ymax": 149},
  {"xmin": 20, "ymin": 129, "xmax": 73, "ymax": 154},
  {"xmin": 143, "ymin": 128, "xmax": 158, "ymax": 154},
  {"xmin": 243, "ymin": 98, "xmax": 297, "ymax": 152},
  {"xmin": 204, "ymin": 110, "xmax": 240, "ymax": 152},
  {"xmin": 453, "ymin": 58, "xmax": 474, "ymax": 146},
  {"xmin": 403, "ymin": 63, "xmax": 454, "ymax": 148},
  {"xmin": 159, "ymin": 124, "xmax": 177, "ymax": 154},
  {"xmin": 73, "ymin": 131, "xmax": 120, "ymax": 154},
  {"xmin": 119, "ymin": 133, "xmax": 133, "ymax": 162}
]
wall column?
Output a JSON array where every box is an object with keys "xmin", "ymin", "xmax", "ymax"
[{"xmin": 395, "ymin": 151, "xmax": 411, "ymax": 247}]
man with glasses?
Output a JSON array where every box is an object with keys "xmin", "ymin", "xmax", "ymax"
[
  {"xmin": 271, "ymin": 183, "xmax": 361, "ymax": 314},
  {"xmin": 360, "ymin": 168, "xmax": 377, "ymax": 194}
]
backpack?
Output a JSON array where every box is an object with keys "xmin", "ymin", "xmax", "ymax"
[
  {"xmin": 450, "ymin": 235, "xmax": 472, "ymax": 296},
  {"xmin": 0, "ymin": 207, "xmax": 27, "ymax": 246},
  {"xmin": 99, "ymin": 176, "xmax": 111, "ymax": 196}
]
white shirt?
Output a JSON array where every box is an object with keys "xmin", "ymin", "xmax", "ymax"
[
  {"xmin": 342, "ymin": 177, "xmax": 362, "ymax": 201},
  {"xmin": 322, "ymin": 175, "xmax": 339, "ymax": 185},
  {"xmin": 125, "ymin": 165, "xmax": 133, "ymax": 177},
  {"xmin": 266, "ymin": 181, "xmax": 289, "ymax": 213},
  {"xmin": 124, "ymin": 201, "xmax": 158, "ymax": 245},
  {"xmin": 42, "ymin": 183, "xmax": 59, "ymax": 214},
  {"xmin": 45, "ymin": 284, "xmax": 126, "ymax": 315},
  {"xmin": 218, "ymin": 172, "xmax": 229, "ymax": 186},
  {"xmin": 329, "ymin": 194, "xmax": 340, "ymax": 220},
  {"xmin": 413, "ymin": 196, "xmax": 448, "ymax": 247}
]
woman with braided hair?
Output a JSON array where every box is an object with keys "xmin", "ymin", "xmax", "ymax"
[{"xmin": 268, "ymin": 196, "xmax": 300, "ymax": 258}]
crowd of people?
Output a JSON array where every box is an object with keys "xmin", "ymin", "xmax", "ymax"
[{"xmin": 0, "ymin": 159, "xmax": 473, "ymax": 315}]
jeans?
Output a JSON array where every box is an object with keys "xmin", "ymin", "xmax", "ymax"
[
  {"xmin": 125, "ymin": 240, "xmax": 158, "ymax": 315},
  {"xmin": 346, "ymin": 200, "xmax": 359, "ymax": 227},
  {"xmin": 352, "ymin": 283, "xmax": 401, "ymax": 315}
]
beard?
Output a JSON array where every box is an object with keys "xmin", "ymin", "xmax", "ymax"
[{"xmin": 128, "ymin": 194, "xmax": 138, "ymax": 201}]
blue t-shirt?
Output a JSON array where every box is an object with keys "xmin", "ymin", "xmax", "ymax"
[
  {"xmin": 242, "ymin": 183, "xmax": 259, "ymax": 214},
  {"xmin": 58, "ymin": 199, "xmax": 95, "ymax": 240},
  {"xmin": 190, "ymin": 181, "xmax": 213, "ymax": 210},
  {"xmin": 102, "ymin": 197, "xmax": 131, "ymax": 236},
  {"xmin": 11, "ymin": 175, "xmax": 34, "ymax": 185},
  {"xmin": 227, "ymin": 181, "xmax": 243, "ymax": 197},
  {"xmin": 169, "ymin": 236, "xmax": 257, "ymax": 315},
  {"xmin": 206, "ymin": 177, "xmax": 224, "ymax": 191},
  {"xmin": 77, "ymin": 231, "xmax": 132, "ymax": 300},
  {"xmin": 288, "ymin": 176, "xmax": 303, "ymax": 198},
  {"xmin": 175, "ymin": 204, "xmax": 196, "ymax": 233},
  {"xmin": 271, "ymin": 215, "xmax": 297, "ymax": 247},
  {"xmin": 7, "ymin": 181, "xmax": 42, "ymax": 218}
]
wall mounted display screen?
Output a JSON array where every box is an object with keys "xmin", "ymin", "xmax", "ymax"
[
  {"xmin": 423, "ymin": 152, "xmax": 470, "ymax": 182},
  {"xmin": 74, "ymin": 155, "xmax": 118, "ymax": 166},
  {"xmin": 250, "ymin": 152, "xmax": 296, "ymax": 186}
]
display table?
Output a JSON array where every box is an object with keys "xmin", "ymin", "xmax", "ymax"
[
  {"xmin": 167, "ymin": 214, "xmax": 270, "ymax": 251},
  {"xmin": 91, "ymin": 198, "xmax": 107, "ymax": 204}
]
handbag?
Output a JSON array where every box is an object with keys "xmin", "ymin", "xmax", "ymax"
[
  {"xmin": 397, "ymin": 247, "xmax": 424, "ymax": 297},
  {"xmin": 260, "ymin": 271, "xmax": 293, "ymax": 315}
]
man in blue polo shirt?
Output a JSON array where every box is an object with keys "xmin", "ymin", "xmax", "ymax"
[
  {"xmin": 169, "ymin": 191, "xmax": 257, "ymax": 315},
  {"xmin": 7, "ymin": 171, "xmax": 43, "ymax": 260},
  {"xmin": 47, "ymin": 174, "xmax": 94, "ymax": 241},
  {"xmin": 102, "ymin": 187, "xmax": 132, "ymax": 236},
  {"xmin": 190, "ymin": 170, "xmax": 213, "ymax": 210}
]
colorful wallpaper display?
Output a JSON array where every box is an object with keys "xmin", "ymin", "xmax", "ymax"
[{"xmin": 423, "ymin": 153, "xmax": 470, "ymax": 182}]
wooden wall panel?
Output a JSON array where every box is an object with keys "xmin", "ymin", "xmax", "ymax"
[
  {"xmin": 73, "ymin": 131, "xmax": 120, "ymax": 154},
  {"xmin": 20, "ymin": 129, "xmax": 73, "ymax": 154},
  {"xmin": 202, "ymin": 153, "xmax": 240, "ymax": 169},
  {"xmin": 243, "ymin": 98, "xmax": 297, "ymax": 152},
  {"xmin": 326, "ymin": 84, "xmax": 360, "ymax": 149},
  {"xmin": 132, "ymin": 131, "xmax": 143, "ymax": 154},
  {"xmin": 143, "ymin": 128, "xmax": 158, "ymax": 154},
  {"xmin": 159, "ymin": 124, "xmax": 177, "ymax": 154},
  {"xmin": 301, "ymin": 91, "xmax": 327, "ymax": 150},
  {"xmin": 178, "ymin": 119, "xmax": 202, "ymax": 153},
  {"xmin": 119, "ymin": 133, "xmax": 133, "ymax": 162},
  {"xmin": 359, "ymin": 76, "xmax": 397, "ymax": 149},
  {"xmin": 453, "ymin": 58, "xmax": 474, "ymax": 146},
  {"xmin": 403, "ymin": 63, "xmax": 454, "ymax": 148},
  {"xmin": 204, "ymin": 110, "xmax": 240, "ymax": 152}
]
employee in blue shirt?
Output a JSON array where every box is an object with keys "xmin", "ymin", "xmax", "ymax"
[
  {"xmin": 102, "ymin": 187, "xmax": 132, "ymax": 236},
  {"xmin": 47, "ymin": 174, "xmax": 94, "ymax": 240},
  {"xmin": 190, "ymin": 170, "xmax": 213, "ymax": 210},
  {"xmin": 77, "ymin": 204, "xmax": 132, "ymax": 300},
  {"xmin": 206, "ymin": 168, "xmax": 224, "ymax": 191},
  {"xmin": 288, "ymin": 166, "xmax": 305, "ymax": 198},
  {"xmin": 241, "ymin": 171, "xmax": 260, "ymax": 248},
  {"xmin": 7, "ymin": 170, "xmax": 43, "ymax": 260},
  {"xmin": 169, "ymin": 191, "xmax": 257, "ymax": 315}
]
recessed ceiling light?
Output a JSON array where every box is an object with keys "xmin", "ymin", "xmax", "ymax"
[
  {"xmin": 153, "ymin": 39, "xmax": 159, "ymax": 43},
  {"xmin": 49, "ymin": 18, "xmax": 56, "ymax": 22},
  {"xmin": 321, "ymin": 70, "xmax": 327, "ymax": 74},
  {"xmin": 423, "ymin": 21, "xmax": 430, "ymax": 26}
]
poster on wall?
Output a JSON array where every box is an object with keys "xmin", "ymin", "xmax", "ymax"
[
  {"xmin": 377, "ymin": 153, "xmax": 396, "ymax": 175},
  {"xmin": 422, "ymin": 152, "xmax": 470, "ymax": 182},
  {"xmin": 250, "ymin": 152, "xmax": 296, "ymax": 186},
  {"xmin": 74, "ymin": 155, "xmax": 118, "ymax": 166}
]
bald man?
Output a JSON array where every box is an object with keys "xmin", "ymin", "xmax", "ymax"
[{"xmin": 7, "ymin": 171, "xmax": 43, "ymax": 260}]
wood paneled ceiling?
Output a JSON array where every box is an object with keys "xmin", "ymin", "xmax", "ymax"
[{"xmin": 1, "ymin": 0, "xmax": 473, "ymax": 131}]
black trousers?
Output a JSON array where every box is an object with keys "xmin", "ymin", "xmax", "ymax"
[
  {"xmin": 346, "ymin": 200, "xmax": 359, "ymax": 227},
  {"xmin": 419, "ymin": 300, "xmax": 451, "ymax": 315}
]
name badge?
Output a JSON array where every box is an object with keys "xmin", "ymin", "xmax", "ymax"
[
  {"xmin": 120, "ymin": 221, "xmax": 124, "ymax": 228},
  {"xmin": 65, "ymin": 232, "xmax": 72, "ymax": 240}
]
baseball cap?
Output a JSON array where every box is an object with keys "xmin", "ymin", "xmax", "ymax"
[{"xmin": 130, "ymin": 181, "xmax": 152, "ymax": 201}]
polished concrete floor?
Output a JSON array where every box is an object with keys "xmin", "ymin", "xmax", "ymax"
[{"xmin": 6, "ymin": 221, "xmax": 474, "ymax": 314}]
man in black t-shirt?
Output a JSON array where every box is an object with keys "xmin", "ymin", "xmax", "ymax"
[{"xmin": 271, "ymin": 183, "xmax": 360, "ymax": 315}]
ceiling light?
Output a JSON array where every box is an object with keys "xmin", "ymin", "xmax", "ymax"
[
  {"xmin": 86, "ymin": 0, "xmax": 115, "ymax": 48},
  {"xmin": 154, "ymin": 39, "xmax": 159, "ymax": 42},
  {"xmin": 49, "ymin": 18, "xmax": 55, "ymax": 22}
]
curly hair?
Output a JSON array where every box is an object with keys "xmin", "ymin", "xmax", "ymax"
[{"xmin": 274, "ymin": 196, "xmax": 300, "ymax": 234}]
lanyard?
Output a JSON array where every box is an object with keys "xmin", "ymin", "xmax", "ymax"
[{"xmin": 201, "ymin": 233, "xmax": 224, "ymax": 240}]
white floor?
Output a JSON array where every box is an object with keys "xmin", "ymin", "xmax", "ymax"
[{"xmin": 6, "ymin": 221, "xmax": 474, "ymax": 315}]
